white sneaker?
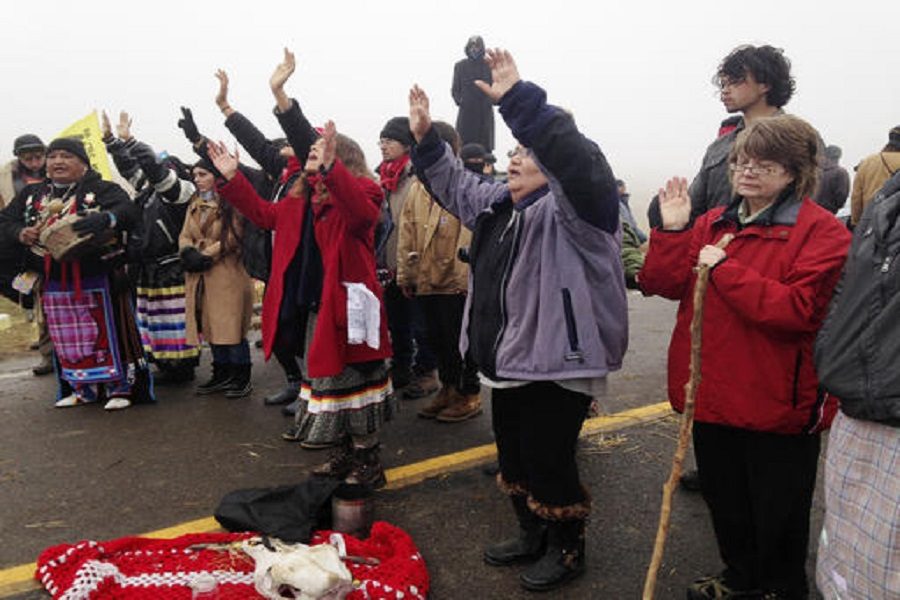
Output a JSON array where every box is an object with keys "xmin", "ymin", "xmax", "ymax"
[
  {"xmin": 103, "ymin": 398, "xmax": 132, "ymax": 411},
  {"xmin": 54, "ymin": 394, "xmax": 81, "ymax": 408}
]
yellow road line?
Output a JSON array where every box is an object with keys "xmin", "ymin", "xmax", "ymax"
[{"xmin": 0, "ymin": 401, "xmax": 671, "ymax": 596}]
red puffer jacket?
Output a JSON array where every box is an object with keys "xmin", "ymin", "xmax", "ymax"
[
  {"xmin": 639, "ymin": 196, "xmax": 851, "ymax": 434},
  {"xmin": 219, "ymin": 160, "xmax": 391, "ymax": 378}
]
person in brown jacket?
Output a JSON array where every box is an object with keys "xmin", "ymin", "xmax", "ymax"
[
  {"xmin": 179, "ymin": 159, "xmax": 254, "ymax": 398},
  {"xmin": 851, "ymin": 125, "xmax": 900, "ymax": 225},
  {"xmin": 397, "ymin": 121, "xmax": 481, "ymax": 422}
]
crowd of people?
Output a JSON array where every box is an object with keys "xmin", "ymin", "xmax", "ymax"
[{"xmin": 0, "ymin": 39, "xmax": 897, "ymax": 599}]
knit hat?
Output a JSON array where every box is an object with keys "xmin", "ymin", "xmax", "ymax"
[
  {"xmin": 47, "ymin": 137, "xmax": 90, "ymax": 166},
  {"xmin": 380, "ymin": 117, "xmax": 413, "ymax": 146},
  {"xmin": 13, "ymin": 134, "xmax": 45, "ymax": 156},
  {"xmin": 460, "ymin": 143, "xmax": 487, "ymax": 162},
  {"xmin": 890, "ymin": 125, "xmax": 900, "ymax": 146}
]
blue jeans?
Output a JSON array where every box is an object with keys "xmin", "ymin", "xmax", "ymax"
[{"xmin": 210, "ymin": 339, "xmax": 251, "ymax": 365}]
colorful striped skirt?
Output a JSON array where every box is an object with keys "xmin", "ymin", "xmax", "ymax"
[
  {"xmin": 293, "ymin": 312, "xmax": 395, "ymax": 446},
  {"xmin": 136, "ymin": 283, "xmax": 199, "ymax": 366}
]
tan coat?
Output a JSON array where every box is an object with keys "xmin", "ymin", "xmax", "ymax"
[
  {"xmin": 851, "ymin": 150, "xmax": 900, "ymax": 224},
  {"xmin": 0, "ymin": 160, "xmax": 17, "ymax": 210},
  {"xmin": 179, "ymin": 195, "xmax": 253, "ymax": 345},
  {"xmin": 382, "ymin": 163, "xmax": 416, "ymax": 273},
  {"xmin": 396, "ymin": 179, "xmax": 471, "ymax": 295}
]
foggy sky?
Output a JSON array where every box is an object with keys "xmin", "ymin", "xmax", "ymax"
[{"xmin": 4, "ymin": 0, "xmax": 897, "ymax": 226}]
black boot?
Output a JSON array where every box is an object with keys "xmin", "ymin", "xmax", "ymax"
[
  {"xmin": 225, "ymin": 364, "xmax": 253, "ymax": 398},
  {"xmin": 196, "ymin": 363, "xmax": 233, "ymax": 395},
  {"xmin": 484, "ymin": 495, "xmax": 547, "ymax": 566},
  {"xmin": 519, "ymin": 519, "xmax": 586, "ymax": 592},
  {"xmin": 264, "ymin": 380, "xmax": 299, "ymax": 406},
  {"xmin": 344, "ymin": 444, "xmax": 387, "ymax": 490},
  {"xmin": 311, "ymin": 438, "xmax": 355, "ymax": 479}
]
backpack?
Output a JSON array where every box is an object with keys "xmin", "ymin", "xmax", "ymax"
[{"xmin": 814, "ymin": 172, "xmax": 900, "ymax": 425}]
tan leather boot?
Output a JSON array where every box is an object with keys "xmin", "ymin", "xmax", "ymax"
[
  {"xmin": 436, "ymin": 391, "xmax": 483, "ymax": 422},
  {"xmin": 417, "ymin": 386, "xmax": 454, "ymax": 419}
]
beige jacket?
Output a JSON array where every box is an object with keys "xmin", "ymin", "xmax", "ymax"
[
  {"xmin": 396, "ymin": 179, "xmax": 471, "ymax": 295},
  {"xmin": 0, "ymin": 160, "xmax": 17, "ymax": 210},
  {"xmin": 851, "ymin": 151, "xmax": 900, "ymax": 224},
  {"xmin": 381, "ymin": 163, "xmax": 416, "ymax": 274},
  {"xmin": 179, "ymin": 195, "xmax": 253, "ymax": 345}
]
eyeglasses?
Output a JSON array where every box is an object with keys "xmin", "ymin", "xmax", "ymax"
[
  {"xmin": 507, "ymin": 146, "xmax": 529, "ymax": 159},
  {"xmin": 718, "ymin": 77, "xmax": 746, "ymax": 90},
  {"xmin": 729, "ymin": 162, "xmax": 784, "ymax": 177}
]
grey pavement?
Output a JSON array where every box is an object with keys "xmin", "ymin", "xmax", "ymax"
[{"xmin": 0, "ymin": 294, "xmax": 827, "ymax": 599}]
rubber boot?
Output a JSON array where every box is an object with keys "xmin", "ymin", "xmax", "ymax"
[
  {"xmin": 484, "ymin": 495, "xmax": 547, "ymax": 566},
  {"xmin": 519, "ymin": 519, "xmax": 586, "ymax": 592},
  {"xmin": 196, "ymin": 363, "xmax": 233, "ymax": 395},
  {"xmin": 224, "ymin": 364, "xmax": 253, "ymax": 398},
  {"xmin": 264, "ymin": 379, "xmax": 299, "ymax": 406},
  {"xmin": 344, "ymin": 444, "xmax": 387, "ymax": 490}
]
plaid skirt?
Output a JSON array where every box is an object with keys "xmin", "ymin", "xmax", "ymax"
[{"xmin": 816, "ymin": 411, "xmax": 900, "ymax": 599}]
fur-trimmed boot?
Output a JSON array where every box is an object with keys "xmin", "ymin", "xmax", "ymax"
[
  {"xmin": 519, "ymin": 519, "xmax": 586, "ymax": 592},
  {"xmin": 196, "ymin": 363, "xmax": 233, "ymax": 395},
  {"xmin": 344, "ymin": 444, "xmax": 387, "ymax": 490},
  {"xmin": 484, "ymin": 495, "xmax": 548, "ymax": 566}
]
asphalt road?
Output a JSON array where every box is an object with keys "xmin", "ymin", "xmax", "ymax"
[{"xmin": 0, "ymin": 293, "xmax": 827, "ymax": 599}]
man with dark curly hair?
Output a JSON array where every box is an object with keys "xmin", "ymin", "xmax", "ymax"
[{"xmin": 688, "ymin": 44, "xmax": 796, "ymax": 219}]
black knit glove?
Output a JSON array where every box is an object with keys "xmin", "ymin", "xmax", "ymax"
[
  {"xmin": 177, "ymin": 107, "xmax": 202, "ymax": 144},
  {"xmin": 131, "ymin": 142, "xmax": 169, "ymax": 185},
  {"xmin": 180, "ymin": 246, "xmax": 213, "ymax": 272},
  {"xmin": 72, "ymin": 212, "xmax": 112, "ymax": 235}
]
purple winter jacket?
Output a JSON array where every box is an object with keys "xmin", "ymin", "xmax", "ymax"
[{"xmin": 411, "ymin": 81, "xmax": 628, "ymax": 381}]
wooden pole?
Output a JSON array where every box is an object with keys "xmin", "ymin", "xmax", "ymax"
[{"xmin": 642, "ymin": 233, "xmax": 733, "ymax": 600}]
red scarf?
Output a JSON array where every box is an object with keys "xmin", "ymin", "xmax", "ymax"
[{"xmin": 377, "ymin": 155, "xmax": 410, "ymax": 192}]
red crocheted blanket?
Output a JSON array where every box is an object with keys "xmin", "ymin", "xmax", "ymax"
[{"xmin": 35, "ymin": 521, "xmax": 428, "ymax": 599}]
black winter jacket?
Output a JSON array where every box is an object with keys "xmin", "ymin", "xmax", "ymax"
[{"xmin": 815, "ymin": 172, "xmax": 900, "ymax": 426}]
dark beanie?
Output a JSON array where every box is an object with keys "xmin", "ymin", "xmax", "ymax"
[
  {"xmin": 460, "ymin": 143, "xmax": 487, "ymax": 162},
  {"xmin": 380, "ymin": 117, "xmax": 413, "ymax": 146},
  {"xmin": 192, "ymin": 158, "xmax": 223, "ymax": 179},
  {"xmin": 47, "ymin": 137, "xmax": 90, "ymax": 166},
  {"xmin": 13, "ymin": 134, "xmax": 45, "ymax": 156},
  {"xmin": 890, "ymin": 125, "xmax": 900, "ymax": 146}
]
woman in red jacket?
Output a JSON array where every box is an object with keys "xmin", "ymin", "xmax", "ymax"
[
  {"xmin": 639, "ymin": 115, "xmax": 850, "ymax": 600},
  {"xmin": 208, "ymin": 119, "xmax": 393, "ymax": 489}
]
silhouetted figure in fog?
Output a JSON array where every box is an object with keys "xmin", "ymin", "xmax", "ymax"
[{"xmin": 452, "ymin": 35, "xmax": 494, "ymax": 152}]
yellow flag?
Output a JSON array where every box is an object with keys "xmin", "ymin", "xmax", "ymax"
[{"xmin": 56, "ymin": 111, "xmax": 112, "ymax": 180}]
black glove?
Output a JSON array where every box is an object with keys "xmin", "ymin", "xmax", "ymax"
[
  {"xmin": 180, "ymin": 246, "xmax": 213, "ymax": 272},
  {"xmin": 177, "ymin": 107, "xmax": 201, "ymax": 144},
  {"xmin": 72, "ymin": 212, "xmax": 112, "ymax": 235},
  {"xmin": 130, "ymin": 142, "xmax": 169, "ymax": 185}
]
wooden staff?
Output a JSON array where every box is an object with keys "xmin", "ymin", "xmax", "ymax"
[{"xmin": 642, "ymin": 233, "xmax": 734, "ymax": 600}]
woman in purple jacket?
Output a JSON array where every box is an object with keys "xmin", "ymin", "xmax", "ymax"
[{"xmin": 408, "ymin": 48, "xmax": 627, "ymax": 592}]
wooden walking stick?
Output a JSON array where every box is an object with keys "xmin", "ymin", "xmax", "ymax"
[{"xmin": 642, "ymin": 233, "xmax": 734, "ymax": 600}]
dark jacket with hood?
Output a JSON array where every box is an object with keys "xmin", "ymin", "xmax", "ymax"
[{"xmin": 452, "ymin": 50, "xmax": 495, "ymax": 152}]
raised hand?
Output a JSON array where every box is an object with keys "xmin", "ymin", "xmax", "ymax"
[
  {"xmin": 177, "ymin": 107, "xmax": 201, "ymax": 144},
  {"xmin": 408, "ymin": 85, "xmax": 432, "ymax": 143},
  {"xmin": 214, "ymin": 69, "xmax": 231, "ymax": 111},
  {"xmin": 207, "ymin": 140, "xmax": 240, "ymax": 181},
  {"xmin": 321, "ymin": 120, "xmax": 337, "ymax": 171},
  {"xmin": 474, "ymin": 48, "xmax": 521, "ymax": 104},
  {"xmin": 269, "ymin": 48, "xmax": 296, "ymax": 92},
  {"xmin": 657, "ymin": 177, "xmax": 692, "ymax": 231},
  {"xmin": 116, "ymin": 111, "xmax": 133, "ymax": 141},
  {"xmin": 101, "ymin": 111, "xmax": 113, "ymax": 140}
]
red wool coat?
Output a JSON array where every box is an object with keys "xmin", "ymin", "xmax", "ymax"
[
  {"xmin": 639, "ymin": 198, "xmax": 851, "ymax": 434},
  {"xmin": 219, "ymin": 160, "xmax": 391, "ymax": 378}
]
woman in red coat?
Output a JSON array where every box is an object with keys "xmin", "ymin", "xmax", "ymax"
[
  {"xmin": 639, "ymin": 115, "xmax": 850, "ymax": 600},
  {"xmin": 208, "ymin": 117, "xmax": 393, "ymax": 489}
]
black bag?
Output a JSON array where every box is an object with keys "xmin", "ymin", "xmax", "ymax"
[
  {"xmin": 214, "ymin": 478, "xmax": 340, "ymax": 543},
  {"xmin": 814, "ymin": 172, "xmax": 900, "ymax": 425}
]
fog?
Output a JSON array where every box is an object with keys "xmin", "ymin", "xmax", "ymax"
[{"xmin": 4, "ymin": 0, "xmax": 897, "ymax": 226}]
